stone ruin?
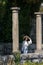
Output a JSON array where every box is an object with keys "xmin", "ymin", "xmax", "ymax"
[
  {"xmin": 11, "ymin": 7, "xmax": 43, "ymax": 62},
  {"xmin": 0, "ymin": 6, "xmax": 43, "ymax": 63},
  {"xmin": 11, "ymin": 7, "xmax": 42, "ymax": 53}
]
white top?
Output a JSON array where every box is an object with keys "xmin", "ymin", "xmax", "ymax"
[
  {"xmin": 23, "ymin": 41, "xmax": 28, "ymax": 47},
  {"xmin": 22, "ymin": 39, "xmax": 32, "ymax": 47}
]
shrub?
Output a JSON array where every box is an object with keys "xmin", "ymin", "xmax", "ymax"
[{"xmin": 13, "ymin": 52, "xmax": 20, "ymax": 65}]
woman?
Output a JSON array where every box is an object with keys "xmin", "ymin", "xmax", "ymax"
[{"xmin": 21, "ymin": 35, "xmax": 32, "ymax": 53}]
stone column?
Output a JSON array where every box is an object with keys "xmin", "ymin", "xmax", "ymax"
[
  {"xmin": 11, "ymin": 7, "xmax": 20, "ymax": 52},
  {"xmin": 35, "ymin": 12, "xmax": 42, "ymax": 51}
]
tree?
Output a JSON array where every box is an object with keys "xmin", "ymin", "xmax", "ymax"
[
  {"xmin": 0, "ymin": 0, "xmax": 41, "ymax": 42},
  {"xmin": 0, "ymin": 0, "xmax": 12, "ymax": 42}
]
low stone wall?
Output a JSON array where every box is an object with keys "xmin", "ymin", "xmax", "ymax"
[
  {"xmin": 0, "ymin": 55, "xmax": 15, "ymax": 65},
  {"xmin": 20, "ymin": 53, "xmax": 43, "ymax": 63}
]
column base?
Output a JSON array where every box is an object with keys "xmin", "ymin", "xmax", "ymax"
[
  {"xmin": 12, "ymin": 50, "xmax": 21, "ymax": 54},
  {"xmin": 35, "ymin": 50, "xmax": 43, "ymax": 54}
]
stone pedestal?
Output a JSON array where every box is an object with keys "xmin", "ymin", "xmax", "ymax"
[
  {"xmin": 35, "ymin": 12, "xmax": 42, "ymax": 52},
  {"xmin": 11, "ymin": 7, "xmax": 20, "ymax": 52}
]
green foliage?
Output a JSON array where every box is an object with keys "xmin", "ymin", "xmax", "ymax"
[
  {"xmin": 12, "ymin": 52, "xmax": 20, "ymax": 65},
  {"xmin": 13, "ymin": 52, "xmax": 20, "ymax": 63},
  {"xmin": 22, "ymin": 61, "xmax": 43, "ymax": 65},
  {"xmin": 13, "ymin": 59, "xmax": 43, "ymax": 65},
  {"xmin": 0, "ymin": 0, "xmax": 12, "ymax": 42},
  {"xmin": 22, "ymin": 0, "xmax": 40, "ymax": 4},
  {"xmin": 19, "ymin": 2, "xmax": 40, "ymax": 42},
  {"xmin": 0, "ymin": 0, "xmax": 41, "ymax": 42}
]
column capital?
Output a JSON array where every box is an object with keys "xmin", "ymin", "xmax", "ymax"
[
  {"xmin": 11, "ymin": 7, "xmax": 20, "ymax": 13},
  {"xmin": 34, "ymin": 12, "xmax": 43, "ymax": 15}
]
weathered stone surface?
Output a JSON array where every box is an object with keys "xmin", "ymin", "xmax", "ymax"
[
  {"xmin": 20, "ymin": 53, "xmax": 43, "ymax": 62},
  {"xmin": 11, "ymin": 7, "xmax": 20, "ymax": 52},
  {"xmin": 35, "ymin": 12, "xmax": 42, "ymax": 51}
]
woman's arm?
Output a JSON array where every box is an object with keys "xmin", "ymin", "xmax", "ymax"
[{"xmin": 28, "ymin": 38, "xmax": 32, "ymax": 45}]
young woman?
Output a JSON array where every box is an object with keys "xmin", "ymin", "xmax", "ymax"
[{"xmin": 21, "ymin": 35, "xmax": 32, "ymax": 54}]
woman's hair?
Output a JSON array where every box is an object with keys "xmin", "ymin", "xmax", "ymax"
[
  {"xmin": 23, "ymin": 35, "xmax": 30, "ymax": 41},
  {"xmin": 27, "ymin": 38, "xmax": 30, "ymax": 41}
]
